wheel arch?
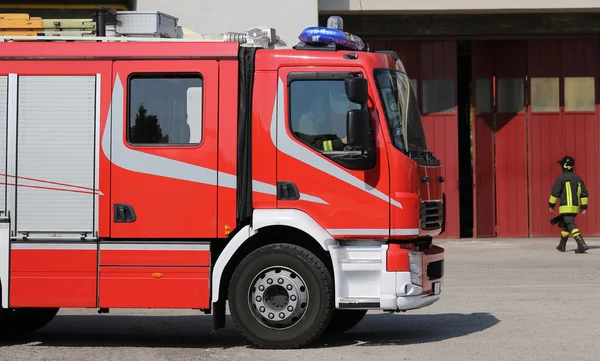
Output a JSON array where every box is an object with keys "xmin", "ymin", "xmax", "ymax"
[{"xmin": 211, "ymin": 209, "xmax": 338, "ymax": 304}]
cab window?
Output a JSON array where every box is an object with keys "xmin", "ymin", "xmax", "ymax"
[
  {"xmin": 127, "ymin": 73, "xmax": 203, "ymax": 146},
  {"xmin": 289, "ymin": 79, "xmax": 360, "ymax": 152}
]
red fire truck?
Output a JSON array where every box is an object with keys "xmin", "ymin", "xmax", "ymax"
[{"xmin": 0, "ymin": 12, "xmax": 445, "ymax": 349}]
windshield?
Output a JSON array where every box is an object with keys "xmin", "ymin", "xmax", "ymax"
[{"xmin": 374, "ymin": 69, "xmax": 428, "ymax": 156}]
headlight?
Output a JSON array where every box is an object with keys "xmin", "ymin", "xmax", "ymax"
[{"xmin": 408, "ymin": 251, "xmax": 422, "ymax": 286}]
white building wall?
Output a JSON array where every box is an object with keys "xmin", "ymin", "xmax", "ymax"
[{"xmin": 135, "ymin": 0, "xmax": 318, "ymax": 48}]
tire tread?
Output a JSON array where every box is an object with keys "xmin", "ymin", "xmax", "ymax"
[{"xmin": 228, "ymin": 243, "xmax": 334, "ymax": 349}]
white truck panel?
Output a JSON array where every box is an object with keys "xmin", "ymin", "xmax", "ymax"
[
  {"xmin": 0, "ymin": 77, "xmax": 6, "ymax": 217},
  {"xmin": 15, "ymin": 76, "xmax": 96, "ymax": 235}
]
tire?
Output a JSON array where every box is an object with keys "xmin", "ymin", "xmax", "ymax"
[
  {"xmin": 228, "ymin": 243, "xmax": 334, "ymax": 349},
  {"xmin": 0, "ymin": 307, "xmax": 10, "ymax": 337},
  {"xmin": 325, "ymin": 309, "xmax": 367, "ymax": 334},
  {"xmin": 0, "ymin": 307, "xmax": 59, "ymax": 337}
]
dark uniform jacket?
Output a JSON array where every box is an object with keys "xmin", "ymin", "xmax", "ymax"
[
  {"xmin": 549, "ymin": 171, "xmax": 589, "ymax": 214},
  {"xmin": 293, "ymin": 132, "xmax": 346, "ymax": 152}
]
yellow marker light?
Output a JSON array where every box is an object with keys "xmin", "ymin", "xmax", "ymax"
[
  {"xmin": 224, "ymin": 224, "xmax": 231, "ymax": 236},
  {"xmin": 151, "ymin": 273, "xmax": 163, "ymax": 279}
]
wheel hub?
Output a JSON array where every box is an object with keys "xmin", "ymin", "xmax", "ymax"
[{"xmin": 249, "ymin": 266, "xmax": 309, "ymax": 329}]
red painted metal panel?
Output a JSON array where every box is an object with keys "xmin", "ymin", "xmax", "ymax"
[
  {"xmin": 420, "ymin": 41, "xmax": 459, "ymax": 238},
  {"xmin": 561, "ymin": 37, "xmax": 600, "ymax": 237},
  {"xmin": 217, "ymin": 59, "xmax": 239, "ymax": 238},
  {"xmin": 527, "ymin": 40, "xmax": 565, "ymax": 237},
  {"xmin": 98, "ymin": 266, "xmax": 210, "ymax": 309},
  {"xmin": 251, "ymin": 71, "xmax": 278, "ymax": 210},
  {"xmin": 421, "ymin": 116, "xmax": 459, "ymax": 238},
  {"xmin": 10, "ymin": 249, "xmax": 97, "ymax": 307},
  {"xmin": 526, "ymin": 37, "xmax": 599, "ymax": 237},
  {"xmin": 494, "ymin": 41, "xmax": 529, "ymax": 237},
  {"xmin": 99, "ymin": 250, "xmax": 211, "ymax": 267},
  {"xmin": 275, "ymin": 65, "xmax": 391, "ymax": 238},
  {"xmin": 471, "ymin": 41, "xmax": 496, "ymax": 238}
]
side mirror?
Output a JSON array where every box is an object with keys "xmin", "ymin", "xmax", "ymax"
[
  {"xmin": 346, "ymin": 108, "xmax": 370, "ymax": 149},
  {"xmin": 345, "ymin": 77, "xmax": 368, "ymax": 104}
]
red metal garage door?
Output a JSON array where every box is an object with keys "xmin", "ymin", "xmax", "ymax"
[
  {"xmin": 493, "ymin": 41, "xmax": 530, "ymax": 237},
  {"xmin": 526, "ymin": 39, "xmax": 565, "ymax": 237},
  {"xmin": 561, "ymin": 37, "xmax": 600, "ymax": 237},
  {"xmin": 368, "ymin": 39, "xmax": 459, "ymax": 238},
  {"xmin": 419, "ymin": 41, "xmax": 459, "ymax": 238},
  {"xmin": 472, "ymin": 40, "xmax": 529, "ymax": 238},
  {"xmin": 472, "ymin": 37, "xmax": 599, "ymax": 238},
  {"xmin": 471, "ymin": 41, "xmax": 496, "ymax": 237},
  {"xmin": 528, "ymin": 37, "xmax": 600, "ymax": 237}
]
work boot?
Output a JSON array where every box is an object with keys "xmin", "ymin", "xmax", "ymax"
[
  {"xmin": 556, "ymin": 236, "xmax": 568, "ymax": 252},
  {"xmin": 574, "ymin": 235, "xmax": 589, "ymax": 254}
]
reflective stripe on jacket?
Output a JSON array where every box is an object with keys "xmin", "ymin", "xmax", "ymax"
[{"xmin": 549, "ymin": 171, "xmax": 589, "ymax": 214}]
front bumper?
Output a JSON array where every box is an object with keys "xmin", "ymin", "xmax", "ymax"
[
  {"xmin": 332, "ymin": 241, "xmax": 444, "ymax": 311},
  {"xmin": 397, "ymin": 293, "xmax": 440, "ymax": 310},
  {"xmin": 379, "ymin": 267, "xmax": 443, "ymax": 311}
]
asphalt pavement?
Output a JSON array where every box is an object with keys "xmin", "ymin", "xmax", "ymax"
[{"xmin": 2, "ymin": 236, "xmax": 600, "ymax": 361}]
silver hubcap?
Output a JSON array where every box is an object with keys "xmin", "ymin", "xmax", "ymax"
[{"xmin": 248, "ymin": 266, "xmax": 309, "ymax": 330}]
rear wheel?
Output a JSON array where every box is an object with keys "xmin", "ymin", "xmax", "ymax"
[
  {"xmin": 325, "ymin": 309, "xmax": 367, "ymax": 334},
  {"xmin": 0, "ymin": 307, "xmax": 59, "ymax": 337},
  {"xmin": 228, "ymin": 243, "xmax": 334, "ymax": 349}
]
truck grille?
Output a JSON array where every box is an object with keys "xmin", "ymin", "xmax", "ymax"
[
  {"xmin": 420, "ymin": 201, "xmax": 443, "ymax": 230},
  {"xmin": 427, "ymin": 260, "xmax": 444, "ymax": 280}
]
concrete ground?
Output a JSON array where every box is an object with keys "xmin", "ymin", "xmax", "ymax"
[{"xmin": 2, "ymin": 237, "xmax": 600, "ymax": 361}]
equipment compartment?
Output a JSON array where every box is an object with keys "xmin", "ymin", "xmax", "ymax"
[
  {"xmin": 13, "ymin": 75, "xmax": 98, "ymax": 237},
  {"xmin": 115, "ymin": 11, "xmax": 178, "ymax": 38}
]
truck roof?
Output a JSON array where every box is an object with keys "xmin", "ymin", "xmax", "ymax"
[
  {"xmin": 0, "ymin": 38, "xmax": 397, "ymax": 73},
  {"xmin": 254, "ymin": 48, "xmax": 395, "ymax": 71}
]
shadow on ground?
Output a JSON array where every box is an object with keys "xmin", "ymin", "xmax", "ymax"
[
  {"xmin": 564, "ymin": 245, "xmax": 600, "ymax": 252},
  {"xmin": 0, "ymin": 312, "xmax": 500, "ymax": 349}
]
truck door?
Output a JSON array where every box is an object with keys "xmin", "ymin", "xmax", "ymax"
[
  {"xmin": 109, "ymin": 60, "xmax": 219, "ymax": 239},
  {"xmin": 275, "ymin": 67, "xmax": 390, "ymax": 238},
  {"xmin": 97, "ymin": 60, "xmax": 217, "ymax": 309}
]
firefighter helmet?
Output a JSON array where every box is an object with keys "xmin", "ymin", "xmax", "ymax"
[{"xmin": 558, "ymin": 156, "xmax": 575, "ymax": 170}]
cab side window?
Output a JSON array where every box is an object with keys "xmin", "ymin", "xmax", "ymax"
[
  {"xmin": 289, "ymin": 79, "xmax": 360, "ymax": 152},
  {"xmin": 127, "ymin": 73, "xmax": 203, "ymax": 146}
]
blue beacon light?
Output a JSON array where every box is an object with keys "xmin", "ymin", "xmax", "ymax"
[{"xmin": 298, "ymin": 16, "xmax": 365, "ymax": 51}]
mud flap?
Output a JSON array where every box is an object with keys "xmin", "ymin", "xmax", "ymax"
[{"xmin": 0, "ymin": 221, "xmax": 9, "ymax": 309}]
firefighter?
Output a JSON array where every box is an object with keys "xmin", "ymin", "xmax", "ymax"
[
  {"xmin": 295, "ymin": 88, "xmax": 348, "ymax": 151},
  {"xmin": 294, "ymin": 131, "xmax": 348, "ymax": 151},
  {"xmin": 549, "ymin": 155, "xmax": 589, "ymax": 253}
]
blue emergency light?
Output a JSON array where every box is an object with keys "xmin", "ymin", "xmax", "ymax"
[{"xmin": 298, "ymin": 16, "xmax": 365, "ymax": 51}]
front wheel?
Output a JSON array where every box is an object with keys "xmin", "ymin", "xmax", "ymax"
[{"xmin": 228, "ymin": 243, "xmax": 334, "ymax": 349}]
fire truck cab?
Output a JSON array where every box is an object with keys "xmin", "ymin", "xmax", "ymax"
[{"xmin": 0, "ymin": 13, "xmax": 445, "ymax": 349}]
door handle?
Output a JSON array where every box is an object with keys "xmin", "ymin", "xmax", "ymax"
[
  {"xmin": 277, "ymin": 181, "xmax": 300, "ymax": 201},
  {"xmin": 114, "ymin": 204, "xmax": 136, "ymax": 223}
]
